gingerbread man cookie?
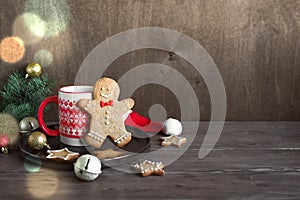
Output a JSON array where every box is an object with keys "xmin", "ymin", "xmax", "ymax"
[{"xmin": 79, "ymin": 77, "xmax": 134, "ymax": 148}]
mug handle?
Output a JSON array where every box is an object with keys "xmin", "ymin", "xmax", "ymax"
[{"xmin": 38, "ymin": 96, "xmax": 59, "ymax": 136}]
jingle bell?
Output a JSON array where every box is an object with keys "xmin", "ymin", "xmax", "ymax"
[
  {"xmin": 74, "ymin": 154, "xmax": 102, "ymax": 181},
  {"xmin": 19, "ymin": 117, "xmax": 39, "ymax": 133}
]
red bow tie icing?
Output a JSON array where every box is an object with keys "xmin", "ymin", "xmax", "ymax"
[{"xmin": 100, "ymin": 100, "xmax": 113, "ymax": 107}]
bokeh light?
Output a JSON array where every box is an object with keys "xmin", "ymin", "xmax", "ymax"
[
  {"xmin": 25, "ymin": 0, "xmax": 70, "ymax": 37},
  {"xmin": 34, "ymin": 49, "xmax": 53, "ymax": 67},
  {"xmin": 24, "ymin": 158, "xmax": 41, "ymax": 173},
  {"xmin": 0, "ymin": 36, "xmax": 25, "ymax": 63},
  {"xmin": 26, "ymin": 168, "xmax": 58, "ymax": 199},
  {"xmin": 13, "ymin": 13, "xmax": 46, "ymax": 44},
  {"xmin": 149, "ymin": 104, "xmax": 167, "ymax": 122}
]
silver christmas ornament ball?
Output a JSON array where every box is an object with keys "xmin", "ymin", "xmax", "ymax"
[
  {"xmin": 19, "ymin": 117, "xmax": 39, "ymax": 133},
  {"xmin": 74, "ymin": 154, "xmax": 102, "ymax": 181}
]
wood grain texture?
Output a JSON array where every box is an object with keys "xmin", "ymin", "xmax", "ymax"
[
  {"xmin": 0, "ymin": 122, "xmax": 300, "ymax": 199},
  {"xmin": 0, "ymin": 0, "xmax": 299, "ymax": 120}
]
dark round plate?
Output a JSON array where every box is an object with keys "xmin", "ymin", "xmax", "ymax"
[{"xmin": 19, "ymin": 124, "xmax": 151, "ymax": 170}]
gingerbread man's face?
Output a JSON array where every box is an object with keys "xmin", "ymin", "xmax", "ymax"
[{"xmin": 94, "ymin": 77, "xmax": 120, "ymax": 101}]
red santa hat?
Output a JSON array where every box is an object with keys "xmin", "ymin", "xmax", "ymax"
[{"xmin": 124, "ymin": 111, "xmax": 163, "ymax": 133}]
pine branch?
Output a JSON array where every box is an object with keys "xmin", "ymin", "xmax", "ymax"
[
  {"xmin": 0, "ymin": 69, "xmax": 56, "ymax": 121},
  {"xmin": 2, "ymin": 103, "xmax": 32, "ymax": 121},
  {"xmin": 24, "ymin": 74, "xmax": 56, "ymax": 114},
  {"xmin": 0, "ymin": 71, "xmax": 26, "ymax": 104},
  {"xmin": 25, "ymin": 75, "xmax": 55, "ymax": 99}
]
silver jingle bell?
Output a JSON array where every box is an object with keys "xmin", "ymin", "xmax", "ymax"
[
  {"xmin": 19, "ymin": 117, "xmax": 39, "ymax": 133},
  {"xmin": 74, "ymin": 154, "xmax": 102, "ymax": 181}
]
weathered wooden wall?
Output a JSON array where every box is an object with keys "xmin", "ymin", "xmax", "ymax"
[{"xmin": 0, "ymin": 0, "xmax": 299, "ymax": 120}]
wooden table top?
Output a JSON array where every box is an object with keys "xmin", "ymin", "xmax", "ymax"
[{"xmin": 0, "ymin": 122, "xmax": 299, "ymax": 200}]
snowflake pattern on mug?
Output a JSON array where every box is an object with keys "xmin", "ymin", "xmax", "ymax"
[{"xmin": 58, "ymin": 98, "xmax": 89, "ymax": 138}]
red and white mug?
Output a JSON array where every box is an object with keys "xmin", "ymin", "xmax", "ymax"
[{"xmin": 38, "ymin": 86, "xmax": 93, "ymax": 146}]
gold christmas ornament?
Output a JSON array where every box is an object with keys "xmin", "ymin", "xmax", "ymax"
[
  {"xmin": 25, "ymin": 62, "xmax": 43, "ymax": 78},
  {"xmin": 0, "ymin": 113, "xmax": 19, "ymax": 145},
  {"xmin": 19, "ymin": 117, "xmax": 39, "ymax": 133},
  {"xmin": 27, "ymin": 131, "xmax": 50, "ymax": 150}
]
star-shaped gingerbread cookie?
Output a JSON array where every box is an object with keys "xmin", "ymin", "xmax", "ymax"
[
  {"xmin": 46, "ymin": 148, "xmax": 80, "ymax": 161},
  {"xmin": 160, "ymin": 135, "xmax": 187, "ymax": 147},
  {"xmin": 132, "ymin": 160, "xmax": 165, "ymax": 176},
  {"xmin": 79, "ymin": 77, "xmax": 134, "ymax": 148}
]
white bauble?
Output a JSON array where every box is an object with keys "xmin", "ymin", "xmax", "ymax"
[
  {"xmin": 162, "ymin": 118, "xmax": 183, "ymax": 136},
  {"xmin": 74, "ymin": 154, "xmax": 102, "ymax": 181}
]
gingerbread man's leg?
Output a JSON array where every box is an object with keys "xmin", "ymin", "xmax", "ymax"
[
  {"xmin": 110, "ymin": 127, "xmax": 132, "ymax": 147},
  {"xmin": 84, "ymin": 131, "xmax": 106, "ymax": 149}
]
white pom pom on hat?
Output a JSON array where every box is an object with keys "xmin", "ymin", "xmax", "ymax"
[{"xmin": 162, "ymin": 118, "xmax": 183, "ymax": 136}]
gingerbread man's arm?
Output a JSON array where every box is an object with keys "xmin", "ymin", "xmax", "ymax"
[
  {"xmin": 117, "ymin": 98, "xmax": 134, "ymax": 115},
  {"xmin": 121, "ymin": 98, "xmax": 134, "ymax": 109},
  {"xmin": 78, "ymin": 99, "xmax": 94, "ymax": 114}
]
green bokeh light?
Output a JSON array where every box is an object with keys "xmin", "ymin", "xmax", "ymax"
[
  {"xmin": 34, "ymin": 49, "xmax": 53, "ymax": 67},
  {"xmin": 13, "ymin": 13, "xmax": 46, "ymax": 44},
  {"xmin": 24, "ymin": 13, "xmax": 46, "ymax": 37},
  {"xmin": 25, "ymin": 0, "xmax": 70, "ymax": 37},
  {"xmin": 24, "ymin": 158, "xmax": 41, "ymax": 173}
]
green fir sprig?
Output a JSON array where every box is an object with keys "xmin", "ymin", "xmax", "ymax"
[{"xmin": 0, "ymin": 70, "xmax": 55, "ymax": 121}]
